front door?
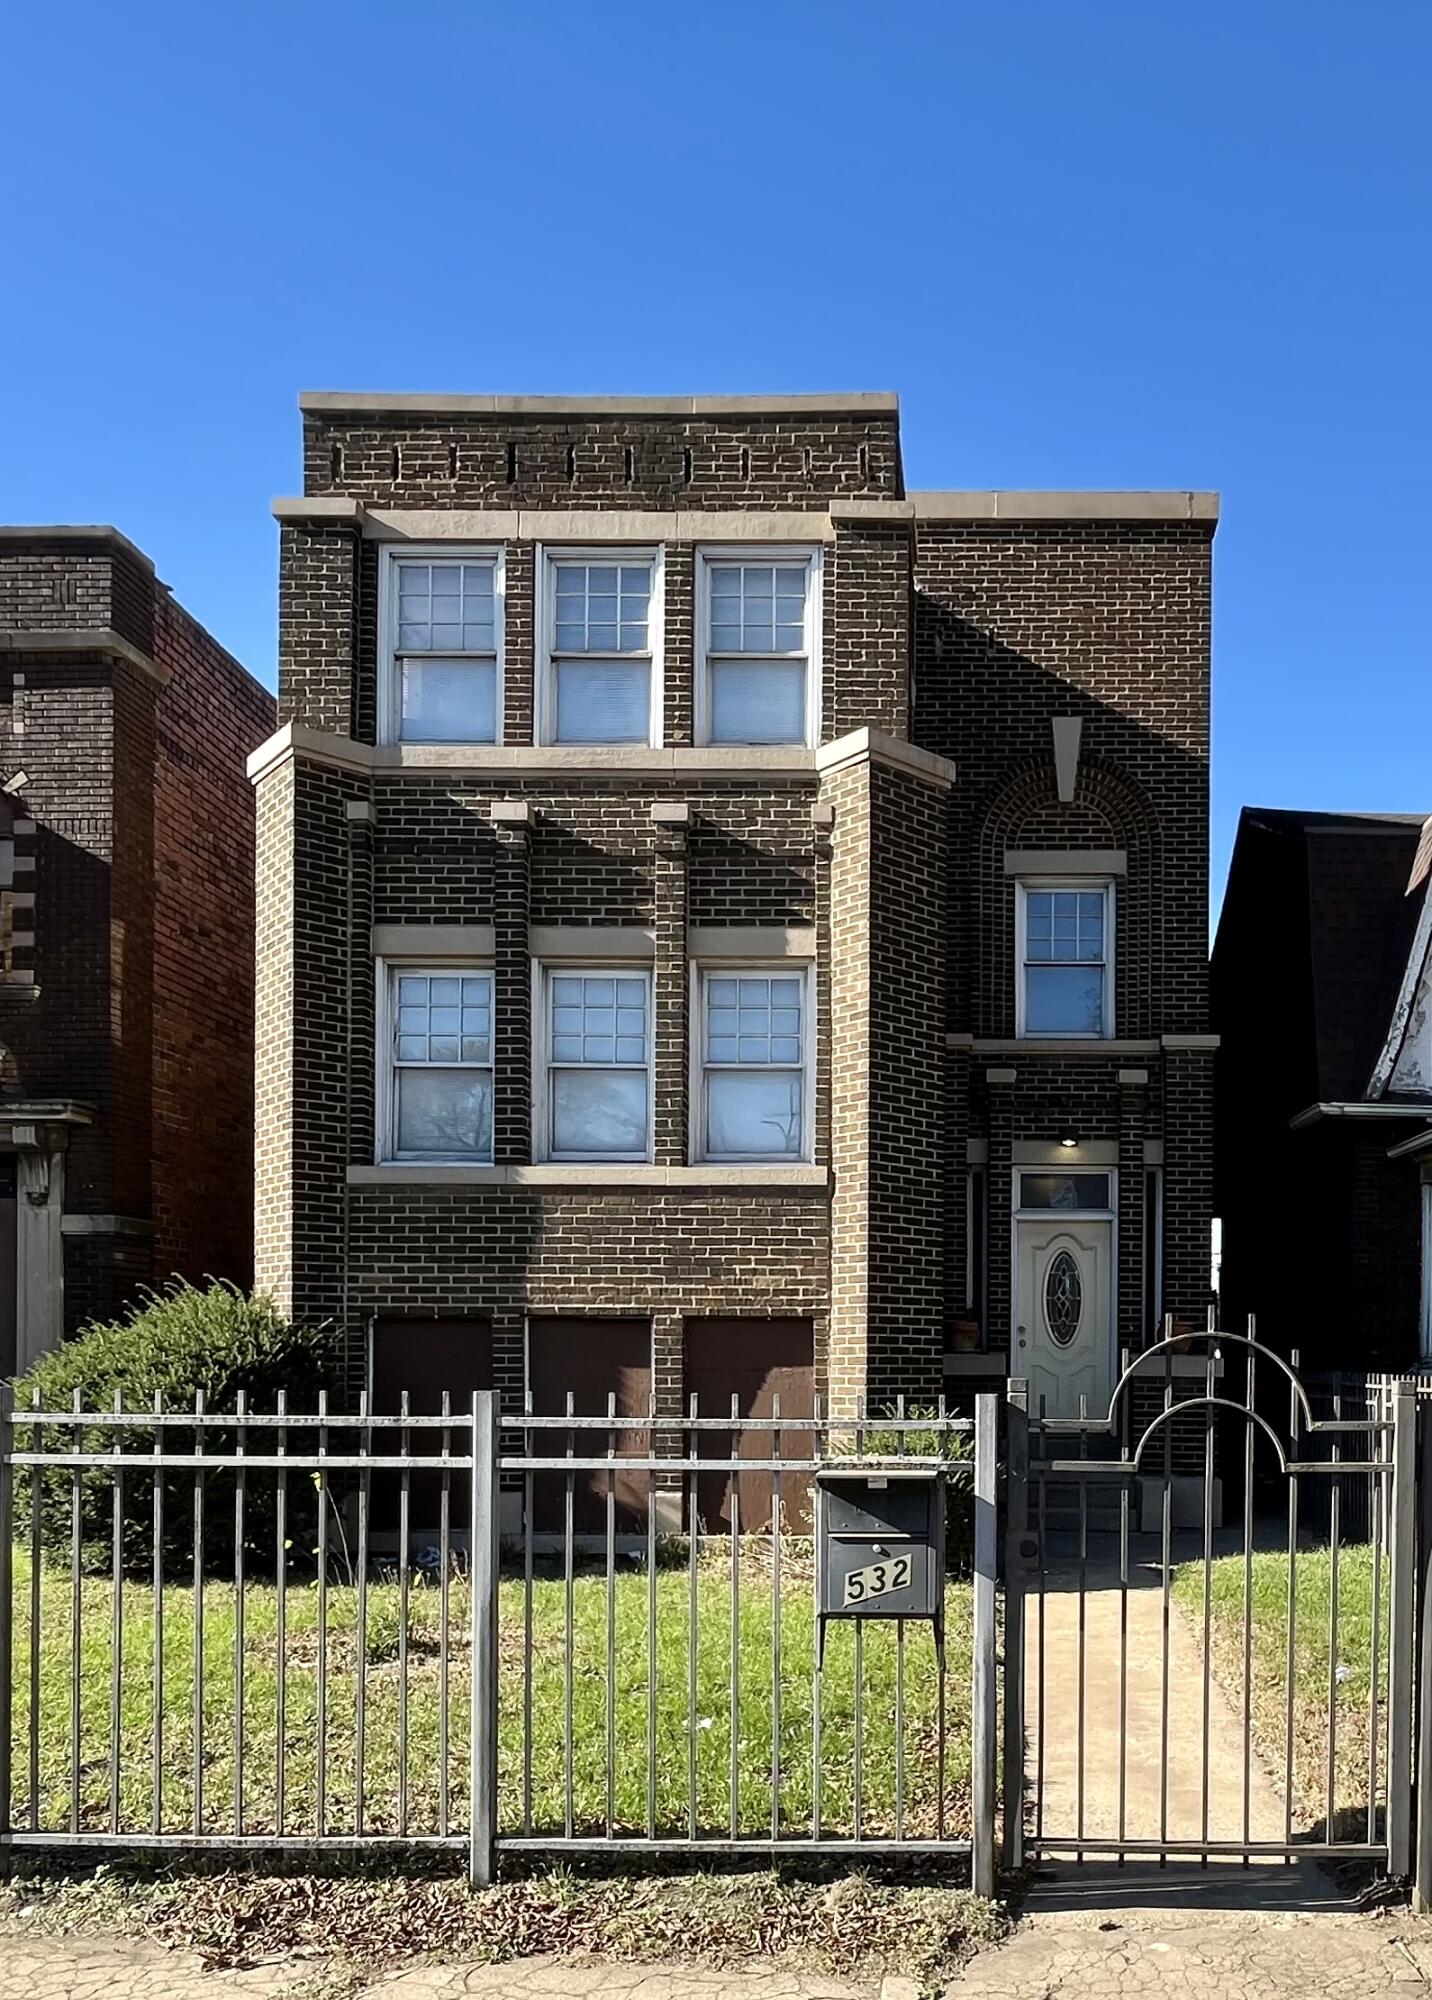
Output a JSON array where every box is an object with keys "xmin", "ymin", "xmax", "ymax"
[{"xmin": 1017, "ymin": 1217, "xmax": 1113, "ymax": 1421}]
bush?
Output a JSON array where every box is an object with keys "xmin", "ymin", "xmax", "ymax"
[{"xmin": 11, "ymin": 1280, "xmax": 341, "ymax": 1577}]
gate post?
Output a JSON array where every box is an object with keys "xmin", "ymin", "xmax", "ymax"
[
  {"xmin": 971, "ymin": 1392, "xmax": 998, "ymax": 1898},
  {"xmin": 1413, "ymin": 1385, "xmax": 1432, "ymax": 1911},
  {"xmin": 468, "ymin": 1389, "xmax": 500, "ymax": 1890},
  {"xmin": 1389, "ymin": 1379, "xmax": 1416, "ymax": 1884},
  {"xmin": 1001, "ymin": 1379, "xmax": 1029, "ymax": 1873},
  {"xmin": 0, "ymin": 1381, "xmax": 12, "ymax": 1866}
]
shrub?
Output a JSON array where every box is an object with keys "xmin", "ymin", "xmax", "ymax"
[{"xmin": 11, "ymin": 1280, "xmax": 341, "ymax": 1577}]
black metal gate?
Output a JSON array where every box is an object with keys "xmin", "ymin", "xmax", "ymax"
[{"xmin": 1002, "ymin": 1326, "xmax": 1416, "ymax": 1874}]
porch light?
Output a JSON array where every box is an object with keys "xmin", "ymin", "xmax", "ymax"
[{"xmin": 1059, "ymin": 1128, "xmax": 1079, "ymax": 1150}]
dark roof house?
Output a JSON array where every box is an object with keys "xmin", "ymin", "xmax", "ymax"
[{"xmin": 1213, "ymin": 807, "xmax": 1432, "ymax": 1372}]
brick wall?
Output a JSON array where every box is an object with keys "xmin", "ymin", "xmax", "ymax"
[
  {"xmin": 302, "ymin": 410, "xmax": 902, "ymax": 511},
  {"xmin": 150, "ymin": 589, "xmax": 276, "ymax": 1289},
  {"xmin": 912, "ymin": 518, "xmax": 1214, "ymax": 1345},
  {"xmin": 0, "ymin": 533, "xmax": 273, "ymax": 1334}
]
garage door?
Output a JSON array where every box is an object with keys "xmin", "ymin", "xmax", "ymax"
[
  {"xmin": 370, "ymin": 1316, "xmax": 493, "ymax": 1542},
  {"xmin": 683, "ymin": 1318, "xmax": 816, "ymax": 1534},
  {"xmin": 527, "ymin": 1317, "xmax": 652, "ymax": 1534}
]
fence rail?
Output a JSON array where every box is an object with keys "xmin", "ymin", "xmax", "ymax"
[{"xmin": 0, "ymin": 1384, "xmax": 989, "ymax": 1886}]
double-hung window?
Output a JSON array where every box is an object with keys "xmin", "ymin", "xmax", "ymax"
[
  {"xmin": 540, "ymin": 968, "xmax": 652, "ymax": 1160},
  {"xmin": 540, "ymin": 550, "xmax": 661, "ymax": 745},
  {"xmin": 384, "ymin": 966, "xmax": 494, "ymax": 1160},
  {"xmin": 697, "ymin": 968, "xmax": 809, "ymax": 1160},
  {"xmin": 697, "ymin": 551, "xmax": 819, "ymax": 746},
  {"xmin": 382, "ymin": 550, "xmax": 502, "ymax": 744},
  {"xmin": 1017, "ymin": 882, "xmax": 1113, "ymax": 1038}
]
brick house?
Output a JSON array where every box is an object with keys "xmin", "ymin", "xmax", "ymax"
[
  {"xmin": 252, "ymin": 391, "xmax": 1216, "ymax": 1450},
  {"xmin": 1214, "ymin": 807, "xmax": 1432, "ymax": 1373},
  {"xmin": 0, "ymin": 526, "xmax": 275, "ymax": 1374}
]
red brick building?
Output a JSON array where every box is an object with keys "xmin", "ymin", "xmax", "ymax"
[
  {"xmin": 252, "ymin": 392, "xmax": 1216, "ymax": 1435},
  {"xmin": 0, "ymin": 526, "xmax": 275, "ymax": 1373}
]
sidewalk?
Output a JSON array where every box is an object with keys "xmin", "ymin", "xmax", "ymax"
[{"xmin": 5, "ymin": 1896, "xmax": 1432, "ymax": 1999}]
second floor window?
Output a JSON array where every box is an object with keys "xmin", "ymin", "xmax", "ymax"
[
  {"xmin": 698, "ymin": 551, "xmax": 819, "ymax": 746},
  {"xmin": 386, "ymin": 967, "xmax": 494, "ymax": 1160},
  {"xmin": 541, "ymin": 552, "xmax": 660, "ymax": 745},
  {"xmin": 1017, "ymin": 882, "xmax": 1113, "ymax": 1038},
  {"xmin": 540, "ymin": 968, "xmax": 652, "ymax": 1160},
  {"xmin": 383, "ymin": 552, "xmax": 502, "ymax": 744},
  {"xmin": 697, "ymin": 968, "xmax": 809, "ymax": 1160}
]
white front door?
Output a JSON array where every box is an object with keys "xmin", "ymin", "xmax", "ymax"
[{"xmin": 1017, "ymin": 1216, "xmax": 1113, "ymax": 1422}]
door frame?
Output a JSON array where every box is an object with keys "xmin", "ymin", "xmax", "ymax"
[{"xmin": 1010, "ymin": 1166, "xmax": 1119, "ymax": 1409}]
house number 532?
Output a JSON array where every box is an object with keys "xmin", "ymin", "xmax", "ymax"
[{"xmin": 842, "ymin": 1553, "xmax": 912, "ymax": 1606}]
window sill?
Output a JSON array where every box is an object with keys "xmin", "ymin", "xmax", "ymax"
[
  {"xmin": 969, "ymin": 1038, "xmax": 1161, "ymax": 1057},
  {"xmin": 348, "ymin": 1163, "xmax": 830, "ymax": 1190}
]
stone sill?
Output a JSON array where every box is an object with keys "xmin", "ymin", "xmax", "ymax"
[{"xmin": 347, "ymin": 1163, "xmax": 831, "ymax": 1191}]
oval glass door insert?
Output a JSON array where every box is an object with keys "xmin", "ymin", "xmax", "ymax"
[{"xmin": 1044, "ymin": 1249, "xmax": 1083, "ymax": 1347}]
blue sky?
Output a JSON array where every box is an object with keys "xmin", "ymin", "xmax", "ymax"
[{"xmin": 5, "ymin": 2, "xmax": 1428, "ymax": 906}]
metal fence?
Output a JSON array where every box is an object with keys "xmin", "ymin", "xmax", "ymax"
[{"xmin": 0, "ymin": 1385, "xmax": 993, "ymax": 1888}]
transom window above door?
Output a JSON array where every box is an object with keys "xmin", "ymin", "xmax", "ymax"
[
  {"xmin": 381, "ymin": 550, "xmax": 503, "ymax": 745},
  {"xmin": 697, "ymin": 550, "xmax": 820, "ymax": 746},
  {"xmin": 1017, "ymin": 1172, "xmax": 1112, "ymax": 1212},
  {"xmin": 1016, "ymin": 881, "xmax": 1114, "ymax": 1038},
  {"xmin": 539, "ymin": 550, "xmax": 661, "ymax": 746}
]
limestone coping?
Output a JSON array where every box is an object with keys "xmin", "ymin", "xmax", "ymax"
[
  {"xmin": 0, "ymin": 524, "xmax": 156, "ymax": 571},
  {"xmin": 299, "ymin": 391, "xmax": 900, "ymax": 417},
  {"xmin": 247, "ymin": 723, "xmax": 820, "ymax": 785}
]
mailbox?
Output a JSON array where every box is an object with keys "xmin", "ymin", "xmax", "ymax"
[{"xmin": 815, "ymin": 1465, "xmax": 945, "ymax": 1657}]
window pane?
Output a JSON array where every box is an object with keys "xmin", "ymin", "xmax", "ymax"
[
  {"xmin": 554, "ymin": 660, "xmax": 651, "ymax": 743},
  {"xmin": 550, "ymin": 560, "xmax": 650, "ymax": 652},
  {"xmin": 1025, "ymin": 964, "xmax": 1105, "ymax": 1035},
  {"xmin": 705, "ymin": 562, "xmax": 808, "ymax": 654},
  {"xmin": 552, "ymin": 973, "xmax": 647, "ymax": 1062},
  {"xmin": 396, "ymin": 1068, "xmax": 492, "ymax": 1158},
  {"xmin": 708, "ymin": 660, "xmax": 805, "ymax": 744},
  {"xmin": 706, "ymin": 1072, "xmax": 802, "ymax": 1158},
  {"xmin": 394, "ymin": 971, "xmax": 492, "ymax": 1063},
  {"xmin": 1019, "ymin": 1173, "xmax": 1111, "ymax": 1211},
  {"xmin": 552, "ymin": 1069, "xmax": 648, "ymax": 1157},
  {"xmin": 399, "ymin": 659, "xmax": 496, "ymax": 742},
  {"xmin": 394, "ymin": 560, "xmax": 494, "ymax": 652}
]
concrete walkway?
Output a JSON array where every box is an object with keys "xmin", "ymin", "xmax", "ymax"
[{"xmin": 1026, "ymin": 1548, "xmax": 1288, "ymax": 1851}]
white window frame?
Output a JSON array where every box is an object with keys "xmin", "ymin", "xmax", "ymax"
[
  {"xmin": 1015, "ymin": 877, "xmax": 1115, "ymax": 1040},
  {"xmin": 377, "ymin": 544, "xmax": 506, "ymax": 747},
  {"xmin": 535, "ymin": 545, "xmax": 665, "ymax": 749},
  {"xmin": 694, "ymin": 546, "xmax": 822, "ymax": 749},
  {"xmin": 533, "ymin": 962, "xmax": 654, "ymax": 1163},
  {"xmin": 689, "ymin": 963, "xmax": 814, "ymax": 1164},
  {"xmin": 376, "ymin": 958, "xmax": 495, "ymax": 1164}
]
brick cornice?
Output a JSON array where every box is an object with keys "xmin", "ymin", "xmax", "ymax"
[{"xmin": 0, "ymin": 627, "xmax": 170, "ymax": 685}]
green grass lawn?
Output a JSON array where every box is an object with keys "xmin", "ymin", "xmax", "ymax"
[
  {"xmin": 8, "ymin": 1547, "xmax": 972, "ymax": 1845},
  {"xmin": 1173, "ymin": 1545, "xmax": 1390, "ymax": 1834}
]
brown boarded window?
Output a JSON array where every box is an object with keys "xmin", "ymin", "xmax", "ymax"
[
  {"xmin": 683, "ymin": 1318, "xmax": 815, "ymax": 1534},
  {"xmin": 527, "ymin": 1316, "xmax": 652, "ymax": 1534},
  {"xmin": 369, "ymin": 1316, "xmax": 493, "ymax": 1542}
]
